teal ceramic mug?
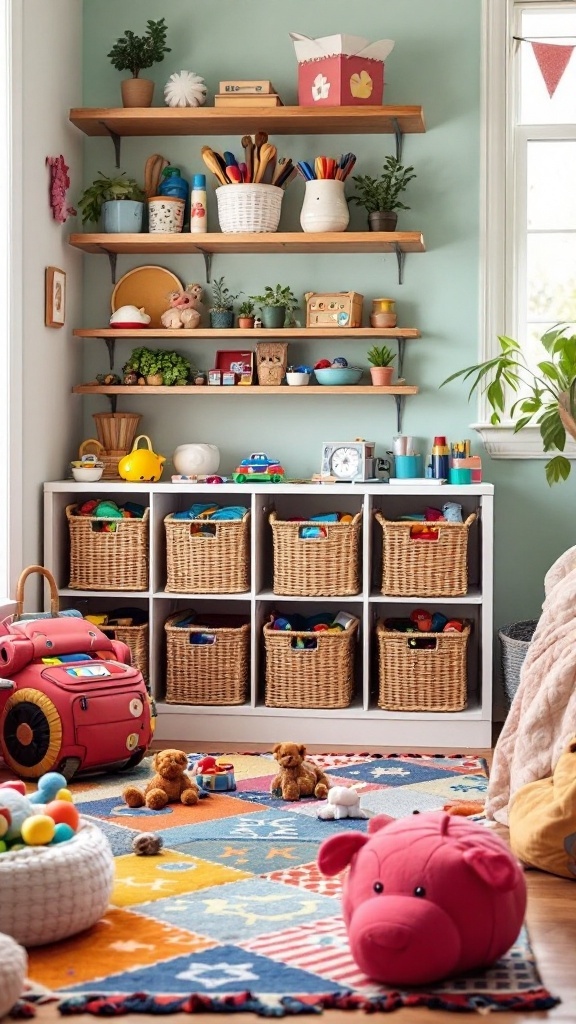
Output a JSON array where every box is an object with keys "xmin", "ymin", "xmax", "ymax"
[{"xmin": 394, "ymin": 454, "xmax": 422, "ymax": 479}]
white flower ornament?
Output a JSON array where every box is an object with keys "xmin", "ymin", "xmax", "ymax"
[
  {"xmin": 312, "ymin": 73, "xmax": 330, "ymax": 101},
  {"xmin": 164, "ymin": 70, "xmax": 207, "ymax": 108}
]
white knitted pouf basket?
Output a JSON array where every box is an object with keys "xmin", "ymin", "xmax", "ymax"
[
  {"xmin": 0, "ymin": 932, "xmax": 27, "ymax": 1017},
  {"xmin": 0, "ymin": 820, "xmax": 114, "ymax": 947},
  {"xmin": 216, "ymin": 183, "xmax": 283, "ymax": 233}
]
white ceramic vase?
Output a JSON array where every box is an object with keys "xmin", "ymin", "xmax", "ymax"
[
  {"xmin": 172, "ymin": 443, "xmax": 221, "ymax": 476},
  {"xmin": 300, "ymin": 179, "xmax": 350, "ymax": 233}
]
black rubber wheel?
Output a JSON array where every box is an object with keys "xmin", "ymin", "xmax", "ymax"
[{"xmin": 1, "ymin": 688, "xmax": 63, "ymax": 778}]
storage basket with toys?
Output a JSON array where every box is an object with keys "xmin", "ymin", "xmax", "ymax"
[
  {"xmin": 87, "ymin": 608, "xmax": 149, "ymax": 687},
  {"xmin": 264, "ymin": 610, "xmax": 359, "ymax": 709},
  {"xmin": 165, "ymin": 610, "xmax": 250, "ymax": 705},
  {"xmin": 164, "ymin": 505, "xmax": 250, "ymax": 594},
  {"xmin": 376, "ymin": 613, "xmax": 470, "ymax": 712},
  {"xmin": 375, "ymin": 510, "xmax": 477, "ymax": 597},
  {"xmin": 269, "ymin": 509, "xmax": 362, "ymax": 596},
  {"xmin": 66, "ymin": 500, "xmax": 149, "ymax": 591},
  {"xmin": 0, "ymin": 772, "xmax": 114, "ymax": 947}
]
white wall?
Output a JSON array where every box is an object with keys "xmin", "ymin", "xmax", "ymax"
[{"xmin": 16, "ymin": 0, "xmax": 83, "ymax": 600}]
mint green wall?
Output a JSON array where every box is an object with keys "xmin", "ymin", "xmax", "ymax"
[{"xmin": 81, "ymin": 0, "xmax": 576, "ymax": 638}]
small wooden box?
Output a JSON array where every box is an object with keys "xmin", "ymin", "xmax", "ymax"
[{"xmin": 305, "ymin": 291, "xmax": 364, "ymax": 328}]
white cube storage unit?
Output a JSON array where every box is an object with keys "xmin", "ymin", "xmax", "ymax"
[{"xmin": 44, "ymin": 481, "xmax": 494, "ymax": 748}]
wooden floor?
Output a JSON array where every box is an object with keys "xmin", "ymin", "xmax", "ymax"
[{"xmin": 29, "ymin": 746, "xmax": 576, "ymax": 1024}]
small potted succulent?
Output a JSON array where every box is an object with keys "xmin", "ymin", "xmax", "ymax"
[
  {"xmin": 209, "ymin": 276, "xmax": 240, "ymax": 329},
  {"xmin": 350, "ymin": 156, "xmax": 417, "ymax": 232},
  {"xmin": 238, "ymin": 299, "xmax": 256, "ymax": 329},
  {"xmin": 77, "ymin": 172, "xmax": 146, "ymax": 232},
  {"xmin": 249, "ymin": 284, "xmax": 299, "ymax": 329},
  {"xmin": 123, "ymin": 347, "xmax": 192, "ymax": 386},
  {"xmin": 107, "ymin": 17, "xmax": 171, "ymax": 108},
  {"xmin": 367, "ymin": 344, "xmax": 395, "ymax": 386}
]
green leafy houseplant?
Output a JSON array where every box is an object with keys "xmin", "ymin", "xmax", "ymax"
[
  {"xmin": 210, "ymin": 277, "xmax": 240, "ymax": 312},
  {"xmin": 238, "ymin": 299, "xmax": 255, "ymax": 317},
  {"xmin": 107, "ymin": 18, "xmax": 170, "ymax": 79},
  {"xmin": 441, "ymin": 324, "xmax": 576, "ymax": 485},
  {"xmin": 123, "ymin": 347, "xmax": 192, "ymax": 385},
  {"xmin": 250, "ymin": 284, "xmax": 298, "ymax": 310},
  {"xmin": 367, "ymin": 344, "xmax": 395, "ymax": 367},
  {"xmin": 77, "ymin": 172, "xmax": 145, "ymax": 225},
  {"xmin": 350, "ymin": 156, "xmax": 416, "ymax": 230}
]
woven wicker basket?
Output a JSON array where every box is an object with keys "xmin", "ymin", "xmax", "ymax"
[
  {"xmin": 499, "ymin": 619, "xmax": 538, "ymax": 704},
  {"xmin": 66, "ymin": 505, "xmax": 149, "ymax": 591},
  {"xmin": 376, "ymin": 620, "xmax": 470, "ymax": 712},
  {"xmin": 269, "ymin": 510, "xmax": 362, "ymax": 596},
  {"xmin": 264, "ymin": 619, "xmax": 358, "ymax": 708},
  {"xmin": 165, "ymin": 613, "xmax": 250, "ymax": 705},
  {"xmin": 375, "ymin": 511, "xmax": 476, "ymax": 597},
  {"xmin": 78, "ymin": 440, "xmax": 125, "ymax": 480},
  {"xmin": 101, "ymin": 622, "xmax": 149, "ymax": 686},
  {"xmin": 164, "ymin": 512, "xmax": 250, "ymax": 593},
  {"xmin": 216, "ymin": 183, "xmax": 283, "ymax": 233}
]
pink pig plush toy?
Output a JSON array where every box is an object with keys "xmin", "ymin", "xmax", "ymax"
[{"xmin": 318, "ymin": 811, "xmax": 526, "ymax": 987}]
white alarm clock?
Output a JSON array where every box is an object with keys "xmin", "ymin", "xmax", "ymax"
[{"xmin": 321, "ymin": 440, "xmax": 376, "ymax": 481}]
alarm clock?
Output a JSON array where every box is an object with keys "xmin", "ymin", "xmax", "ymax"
[{"xmin": 321, "ymin": 440, "xmax": 376, "ymax": 481}]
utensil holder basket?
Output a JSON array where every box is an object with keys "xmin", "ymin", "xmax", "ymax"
[
  {"xmin": 376, "ymin": 620, "xmax": 470, "ymax": 712},
  {"xmin": 66, "ymin": 505, "xmax": 149, "ymax": 591},
  {"xmin": 376, "ymin": 511, "xmax": 476, "ymax": 597},
  {"xmin": 164, "ymin": 512, "xmax": 250, "ymax": 593},
  {"xmin": 264, "ymin": 620, "xmax": 358, "ymax": 708},
  {"xmin": 216, "ymin": 183, "xmax": 283, "ymax": 233},
  {"xmin": 269, "ymin": 510, "xmax": 362, "ymax": 596},
  {"xmin": 165, "ymin": 613, "xmax": 250, "ymax": 705}
]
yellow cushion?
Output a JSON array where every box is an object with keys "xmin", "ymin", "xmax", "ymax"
[{"xmin": 508, "ymin": 738, "xmax": 576, "ymax": 879}]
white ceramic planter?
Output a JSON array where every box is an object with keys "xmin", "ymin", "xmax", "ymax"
[{"xmin": 300, "ymin": 179, "xmax": 350, "ymax": 233}]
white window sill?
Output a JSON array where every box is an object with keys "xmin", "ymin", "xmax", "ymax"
[{"xmin": 472, "ymin": 423, "xmax": 576, "ymax": 459}]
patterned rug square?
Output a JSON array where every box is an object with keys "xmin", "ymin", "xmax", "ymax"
[{"xmin": 20, "ymin": 752, "xmax": 559, "ymax": 1017}]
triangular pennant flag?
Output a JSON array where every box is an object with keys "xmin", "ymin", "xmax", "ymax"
[{"xmin": 531, "ymin": 41, "xmax": 575, "ymax": 98}]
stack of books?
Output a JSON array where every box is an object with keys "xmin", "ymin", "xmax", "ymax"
[{"xmin": 214, "ymin": 80, "xmax": 283, "ymax": 107}]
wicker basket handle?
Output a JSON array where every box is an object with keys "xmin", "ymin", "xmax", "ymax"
[
  {"xmin": 463, "ymin": 513, "xmax": 477, "ymax": 528},
  {"xmin": 15, "ymin": 565, "xmax": 59, "ymax": 620},
  {"xmin": 79, "ymin": 438, "xmax": 105, "ymax": 459}
]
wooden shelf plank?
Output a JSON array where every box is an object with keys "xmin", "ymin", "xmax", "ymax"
[
  {"xmin": 73, "ymin": 327, "xmax": 421, "ymax": 340},
  {"xmin": 72, "ymin": 384, "xmax": 419, "ymax": 396},
  {"xmin": 69, "ymin": 105, "xmax": 426, "ymax": 137},
  {"xmin": 68, "ymin": 231, "xmax": 425, "ymax": 255}
]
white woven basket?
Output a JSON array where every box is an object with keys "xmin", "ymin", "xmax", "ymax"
[
  {"xmin": 216, "ymin": 183, "xmax": 283, "ymax": 233},
  {"xmin": 0, "ymin": 819, "xmax": 114, "ymax": 947},
  {"xmin": 0, "ymin": 933, "xmax": 27, "ymax": 1017}
]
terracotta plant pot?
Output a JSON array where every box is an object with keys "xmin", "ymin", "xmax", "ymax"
[
  {"xmin": 121, "ymin": 78, "xmax": 154, "ymax": 108},
  {"xmin": 238, "ymin": 316, "xmax": 255, "ymax": 329},
  {"xmin": 370, "ymin": 365, "xmax": 394, "ymax": 386},
  {"xmin": 146, "ymin": 374, "xmax": 163, "ymax": 386},
  {"xmin": 368, "ymin": 211, "xmax": 398, "ymax": 232}
]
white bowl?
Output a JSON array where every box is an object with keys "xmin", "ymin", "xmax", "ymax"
[
  {"xmin": 71, "ymin": 465, "xmax": 104, "ymax": 482},
  {"xmin": 286, "ymin": 372, "xmax": 311, "ymax": 386}
]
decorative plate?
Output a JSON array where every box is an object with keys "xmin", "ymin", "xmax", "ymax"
[{"xmin": 111, "ymin": 266, "xmax": 183, "ymax": 329}]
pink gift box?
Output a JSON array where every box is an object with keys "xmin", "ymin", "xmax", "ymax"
[{"xmin": 290, "ymin": 32, "xmax": 394, "ymax": 107}]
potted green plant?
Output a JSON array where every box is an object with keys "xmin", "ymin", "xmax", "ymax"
[
  {"xmin": 123, "ymin": 347, "xmax": 192, "ymax": 386},
  {"xmin": 441, "ymin": 324, "xmax": 576, "ymax": 485},
  {"xmin": 77, "ymin": 172, "xmax": 146, "ymax": 232},
  {"xmin": 350, "ymin": 156, "xmax": 417, "ymax": 232},
  {"xmin": 249, "ymin": 284, "xmax": 299, "ymax": 329},
  {"xmin": 367, "ymin": 344, "xmax": 395, "ymax": 386},
  {"xmin": 107, "ymin": 17, "xmax": 171, "ymax": 108},
  {"xmin": 209, "ymin": 277, "xmax": 240, "ymax": 329},
  {"xmin": 238, "ymin": 299, "xmax": 255, "ymax": 330}
]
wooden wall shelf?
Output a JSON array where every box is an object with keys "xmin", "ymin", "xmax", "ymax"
[
  {"xmin": 72, "ymin": 384, "xmax": 419, "ymax": 396},
  {"xmin": 68, "ymin": 231, "xmax": 425, "ymax": 256},
  {"xmin": 73, "ymin": 328, "xmax": 422, "ymax": 340}
]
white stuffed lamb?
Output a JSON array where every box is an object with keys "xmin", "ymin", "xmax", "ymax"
[{"xmin": 317, "ymin": 785, "xmax": 368, "ymax": 820}]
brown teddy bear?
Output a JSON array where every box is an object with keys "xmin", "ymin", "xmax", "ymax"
[
  {"xmin": 270, "ymin": 742, "xmax": 330, "ymax": 801},
  {"xmin": 123, "ymin": 748, "xmax": 199, "ymax": 810}
]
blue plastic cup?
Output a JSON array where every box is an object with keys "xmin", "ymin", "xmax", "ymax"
[{"xmin": 394, "ymin": 454, "xmax": 422, "ymax": 479}]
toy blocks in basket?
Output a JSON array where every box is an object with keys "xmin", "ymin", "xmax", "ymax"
[
  {"xmin": 66, "ymin": 500, "xmax": 149, "ymax": 591},
  {"xmin": 165, "ymin": 611, "xmax": 250, "ymax": 705},
  {"xmin": 269, "ymin": 509, "xmax": 362, "ymax": 596},
  {"xmin": 164, "ymin": 503, "xmax": 250, "ymax": 593},
  {"xmin": 264, "ymin": 610, "xmax": 359, "ymax": 709},
  {"xmin": 375, "ymin": 510, "xmax": 477, "ymax": 597}
]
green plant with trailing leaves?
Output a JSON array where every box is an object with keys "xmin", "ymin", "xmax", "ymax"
[
  {"xmin": 350, "ymin": 156, "xmax": 416, "ymax": 215},
  {"xmin": 77, "ymin": 172, "xmax": 145, "ymax": 225},
  {"xmin": 210, "ymin": 276, "xmax": 241, "ymax": 312},
  {"xmin": 441, "ymin": 324, "xmax": 576, "ymax": 485},
  {"xmin": 250, "ymin": 284, "xmax": 298, "ymax": 311},
  {"xmin": 123, "ymin": 347, "xmax": 192, "ymax": 385},
  {"xmin": 107, "ymin": 18, "xmax": 171, "ymax": 78},
  {"xmin": 367, "ymin": 344, "xmax": 395, "ymax": 367}
]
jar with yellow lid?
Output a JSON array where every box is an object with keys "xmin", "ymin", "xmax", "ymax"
[{"xmin": 371, "ymin": 298, "xmax": 397, "ymax": 328}]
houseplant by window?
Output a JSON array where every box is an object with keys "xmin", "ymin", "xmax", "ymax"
[
  {"xmin": 249, "ymin": 284, "xmax": 299, "ymax": 329},
  {"xmin": 350, "ymin": 156, "xmax": 416, "ymax": 232},
  {"xmin": 441, "ymin": 324, "xmax": 576, "ymax": 484},
  {"xmin": 209, "ymin": 277, "xmax": 240, "ymax": 329},
  {"xmin": 238, "ymin": 299, "xmax": 255, "ymax": 330},
  {"xmin": 367, "ymin": 344, "xmax": 395, "ymax": 386},
  {"xmin": 123, "ymin": 347, "xmax": 192, "ymax": 386},
  {"xmin": 77, "ymin": 173, "xmax": 145, "ymax": 232},
  {"xmin": 107, "ymin": 18, "xmax": 171, "ymax": 107}
]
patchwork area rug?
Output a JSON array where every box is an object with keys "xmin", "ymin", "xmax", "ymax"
[{"xmin": 16, "ymin": 752, "xmax": 559, "ymax": 1016}]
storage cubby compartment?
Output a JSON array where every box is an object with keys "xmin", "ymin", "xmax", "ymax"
[
  {"xmin": 58, "ymin": 594, "xmax": 150, "ymax": 686},
  {"xmin": 66, "ymin": 501, "xmax": 149, "ymax": 591}
]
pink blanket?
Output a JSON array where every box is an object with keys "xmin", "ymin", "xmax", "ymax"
[{"xmin": 486, "ymin": 546, "xmax": 576, "ymax": 824}]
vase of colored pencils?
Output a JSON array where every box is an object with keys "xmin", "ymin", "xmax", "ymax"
[{"xmin": 300, "ymin": 179, "xmax": 349, "ymax": 233}]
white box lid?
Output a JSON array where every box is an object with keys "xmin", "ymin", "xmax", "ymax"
[{"xmin": 290, "ymin": 32, "xmax": 395, "ymax": 62}]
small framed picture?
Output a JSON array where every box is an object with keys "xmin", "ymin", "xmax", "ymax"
[{"xmin": 45, "ymin": 266, "xmax": 66, "ymax": 328}]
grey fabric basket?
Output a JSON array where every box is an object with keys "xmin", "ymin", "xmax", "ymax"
[{"xmin": 498, "ymin": 619, "xmax": 539, "ymax": 704}]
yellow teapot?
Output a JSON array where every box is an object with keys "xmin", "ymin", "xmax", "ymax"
[{"xmin": 118, "ymin": 435, "xmax": 166, "ymax": 482}]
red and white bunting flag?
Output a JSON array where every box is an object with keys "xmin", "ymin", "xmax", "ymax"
[{"xmin": 531, "ymin": 41, "xmax": 575, "ymax": 98}]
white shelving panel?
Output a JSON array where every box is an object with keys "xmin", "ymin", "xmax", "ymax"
[{"xmin": 44, "ymin": 480, "xmax": 494, "ymax": 748}]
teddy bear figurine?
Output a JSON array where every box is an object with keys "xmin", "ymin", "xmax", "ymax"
[
  {"xmin": 160, "ymin": 283, "xmax": 204, "ymax": 329},
  {"xmin": 122, "ymin": 748, "xmax": 199, "ymax": 810},
  {"xmin": 270, "ymin": 742, "xmax": 331, "ymax": 801}
]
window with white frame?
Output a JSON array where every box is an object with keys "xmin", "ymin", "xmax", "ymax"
[{"xmin": 478, "ymin": 0, "xmax": 576, "ymax": 458}]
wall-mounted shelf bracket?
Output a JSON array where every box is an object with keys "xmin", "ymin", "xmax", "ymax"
[
  {"xmin": 391, "ymin": 118, "xmax": 403, "ymax": 162},
  {"xmin": 397, "ymin": 337, "xmax": 407, "ymax": 379},
  {"xmin": 107, "ymin": 394, "xmax": 118, "ymax": 413},
  {"xmin": 392, "ymin": 245, "xmax": 406, "ymax": 285},
  {"xmin": 99, "ymin": 121, "xmax": 122, "ymax": 167},
  {"xmin": 101, "ymin": 337, "xmax": 116, "ymax": 370},
  {"xmin": 394, "ymin": 394, "xmax": 405, "ymax": 433},
  {"xmin": 196, "ymin": 249, "xmax": 213, "ymax": 283},
  {"xmin": 107, "ymin": 252, "xmax": 118, "ymax": 285}
]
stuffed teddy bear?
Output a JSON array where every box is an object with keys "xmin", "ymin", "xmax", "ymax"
[
  {"xmin": 160, "ymin": 284, "xmax": 203, "ymax": 329},
  {"xmin": 123, "ymin": 748, "xmax": 199, "ymax": 810},
  {"xmin": 318, "ymin": 810, "xmax": 526, "ymax": 987},
  {"xmin": 270, "ymin": 742, "xmax": 330, "ymax": 801},
  {"xmin": 317, "ymin": 785, "xmax": 368, "ymax": 820}
]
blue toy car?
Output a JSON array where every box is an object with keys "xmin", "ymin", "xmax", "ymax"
[{"xmin": 233, "ymin": 452, "xmax": 285, "ymax": 483}]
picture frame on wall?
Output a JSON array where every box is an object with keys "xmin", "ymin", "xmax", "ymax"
[{"xmin": 45, "ymin": 266, "xmax": 66, "ymax": 328}]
